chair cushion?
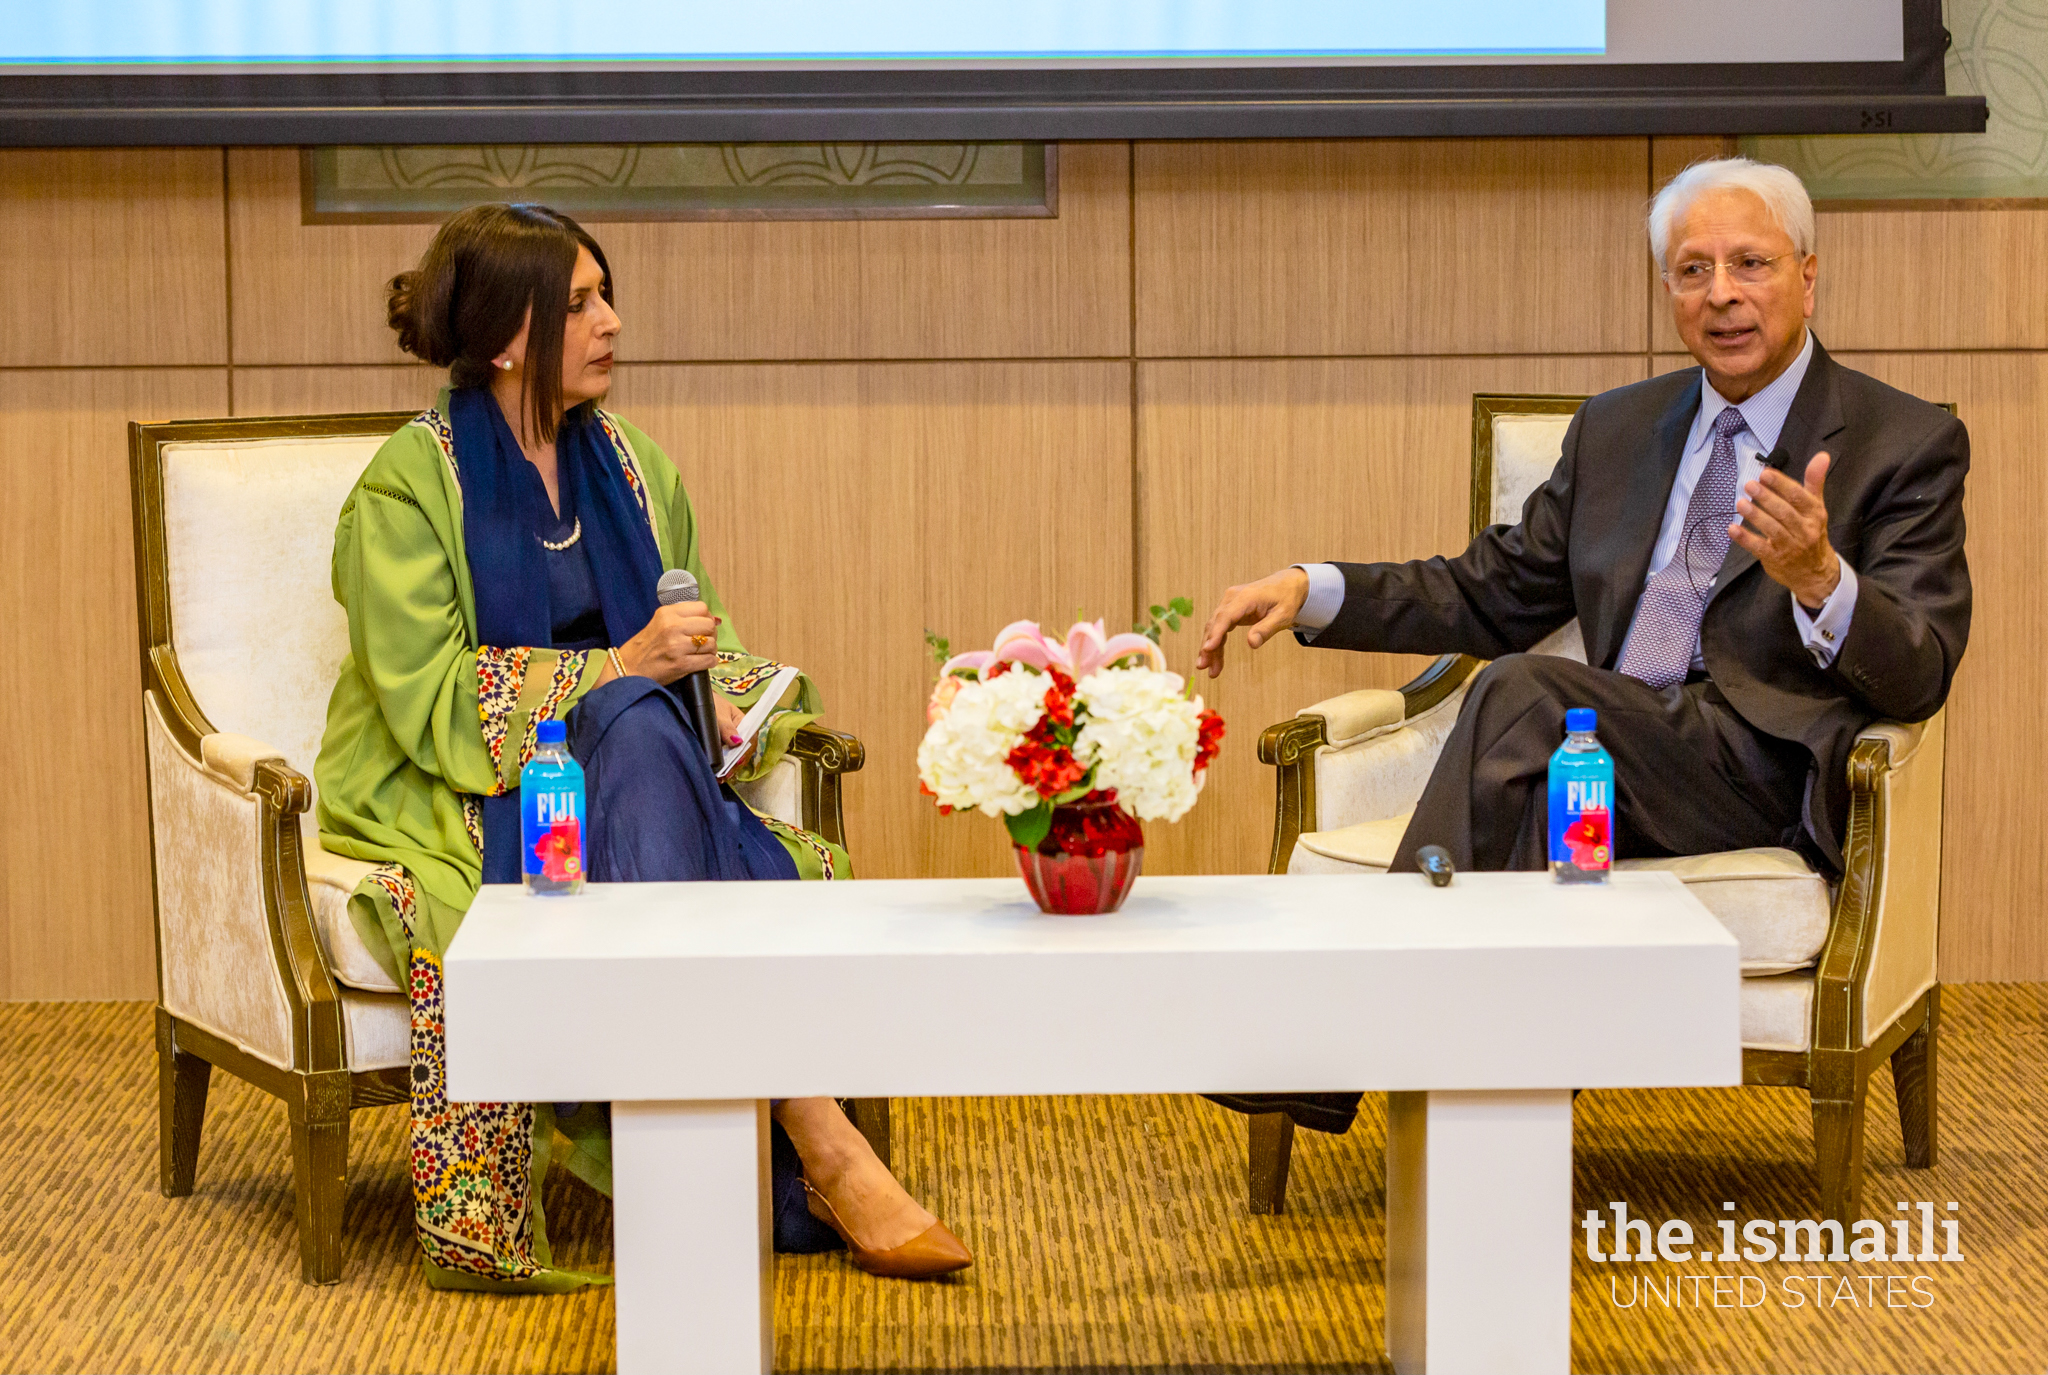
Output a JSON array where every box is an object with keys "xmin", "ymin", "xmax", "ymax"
[
  {"xmin": 1740, "ymin": 972, "xmax": 1814, "ymax": 1052},
  {"xmin": 1290, "ymin": 816, "xmax": 1406, "ymax": 873},
  {"xmin": 1616, "ymin": 848, "xmax": 1831, "ymax": 975},
  {"xmin": 341, "ymin": 989, "xmax": 411, "ymax": 1070},
  {"xmin": 304, "ymin": 844, "xmax": 402, "ymax": 993},
  {"xmin": 1290, "ymin": 819, "xmax": 1830, "ymax": 976}
]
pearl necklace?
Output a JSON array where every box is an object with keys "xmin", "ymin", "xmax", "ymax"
[{"xmin": 540, "ymin": 518, "xmax": 582, "ymax": 552}]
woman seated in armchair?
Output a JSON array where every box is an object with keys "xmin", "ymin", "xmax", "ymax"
[{"xmin": 315, "ymin": 203, "xmax": 969, "ymax": 1289}]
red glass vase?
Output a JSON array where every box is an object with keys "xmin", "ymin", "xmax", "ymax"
[{"xmin": 1013, "ymin": 797, "xmax": 1144, "ymax": 914}]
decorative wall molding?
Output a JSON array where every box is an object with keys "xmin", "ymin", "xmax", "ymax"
[
  {"xmin": 301, "ymin": 143, "xmax": 1056, "ymax": 222},
  {"xmin": 1746, "ymin": 0, "xmax": 2048, "ymax": 203}
]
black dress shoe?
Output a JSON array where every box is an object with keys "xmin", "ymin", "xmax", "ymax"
[{"xmin": 1202, "ymin": 1091, "xmax": 1364, "ymax": 1135}]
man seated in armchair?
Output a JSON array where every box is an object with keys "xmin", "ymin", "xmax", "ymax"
[{"xmin": 1193, "ymin": 157, "xmax": 1971, "ymax": 1136}]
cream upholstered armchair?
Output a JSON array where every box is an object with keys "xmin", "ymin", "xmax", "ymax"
[
  {"xmin": 130, "ymin": 412, "xmax": 867, "ymax": 1283},
  {"xmin": 1248, "ymin": 394, "xmax": 1944, "ymax": 1226}
]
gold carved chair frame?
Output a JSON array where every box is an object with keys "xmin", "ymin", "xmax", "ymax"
[
  {"xmin": 1250, "ymin": 393, "xmax": 1944, "ymax": 1225},
  {"xmin": 130, "ymin": 411, "xmax": 871, "ymax": 1283}
]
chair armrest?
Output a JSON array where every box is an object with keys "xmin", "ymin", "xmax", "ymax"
[
  {"xmin": 1260, "ymin": 654, "xmax": 1481, "ymax": 874},
  {"xmin": 1297, "ymin": 689, "xmax": 1405, "ymax": 747},
  {"xmin": 200, "ymin": 731, "xmax": 291, "ymax": 795},
  {"xmin": 784, "ymin": 724, "xmax": 865, "ymax": 852},
  {"xmin": 1814, "ymin": 711, "xmax": 1947, "ymax": 1052},
  {"xmin": 143, "ymin": 693, "xmax": 344, "ymax": 1075}
]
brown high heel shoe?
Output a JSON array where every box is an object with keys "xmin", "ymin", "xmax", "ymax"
[{"xmin": 801, "ymin": 1179, "xmax": 973, "ymax": 1279}]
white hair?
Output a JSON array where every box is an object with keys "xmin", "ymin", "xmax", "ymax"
[{"xmin": 1646, "ymin": 157, "xmax": 1815, "ymax": 272}]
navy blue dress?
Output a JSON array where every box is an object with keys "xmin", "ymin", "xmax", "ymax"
[{"xmin": 540, "ymin": 503, "xmax": 837, "ymax": 1253}]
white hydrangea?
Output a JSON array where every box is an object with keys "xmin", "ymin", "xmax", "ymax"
[
  {"xmin": 1072, "ymin": 667, "xmax": 1206, "ymax": 822},
  {"xmin": 916, "ymin": 670, "xmax": 1049, "ymax": 817}
]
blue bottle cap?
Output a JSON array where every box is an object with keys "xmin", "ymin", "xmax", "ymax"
[
  {"xmin": 1565, "ymin": 707, "xmax": 1597, "ymax": 733},
  {"xmin": 536, "ymin": 719, "xmax": 567, "ymax": 745}
]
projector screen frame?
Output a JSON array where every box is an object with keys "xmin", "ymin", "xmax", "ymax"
[{"xmin": 0, "ymin": 0, "xmax": 1983, "ymax": 145}]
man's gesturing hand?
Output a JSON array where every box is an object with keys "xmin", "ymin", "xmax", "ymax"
[
  {"xmin": 1195, "ymin": 567, "xmax": 1310, "ymax": 678},
  {"xmin": 1730, "ymin": 451, "xmax": 1841, "ymax": 610}
]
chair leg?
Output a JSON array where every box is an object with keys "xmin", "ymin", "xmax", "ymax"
[
  {"xmin": 1248, "ymin": 1112, "xmax": 1296, "ymax": 1216},
  {"xmin": 1890, "ymin": 986, "xmax": 1940, "ymax": 1170},
  {"xmin": 288, "ymin": 1071, "xmax": 352, "ymax": 1285},
  {"xmin": 846, "ymin": 1098, "xmax": 892, "ymax": 1170},
  {"xmin": 1811, "ymin": 1071, "xmax": 1869, "ymax": 1226},
  {"xmin": 155, "ymin": 1009, "xmax": 210, "ymax": 1198}
]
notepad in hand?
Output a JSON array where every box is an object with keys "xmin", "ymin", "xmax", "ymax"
[{"xmin": 717, "ymin": 665, "xmax": 803, "ymax": 781}]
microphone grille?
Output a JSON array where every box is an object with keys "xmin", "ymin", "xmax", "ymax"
[{"xmin": 656, "ymin": 568, "xmax": 700, "ymax": 606}]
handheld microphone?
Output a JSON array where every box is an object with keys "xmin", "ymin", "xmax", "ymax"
[
  {"xmin": 1415, "ymin": 845, "xmax": 1455, "ymax": 888},
  {"xmin": 655, "ymin": 568, "xmax": 725, "ymax": 772}
]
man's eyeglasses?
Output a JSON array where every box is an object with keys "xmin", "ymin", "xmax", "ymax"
[{"xmin": 1662, "ymin": 252, "xmax": 1793, "ymax": 295}]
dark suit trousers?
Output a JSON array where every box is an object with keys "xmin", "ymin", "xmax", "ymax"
[
  {"xmin": 1392, "ymin": 652, "xmax": 1812, "ymax": 874},
  {"xmin": 1209, "ymin": 653, "xmax": 1812, "ymax": 1138}
]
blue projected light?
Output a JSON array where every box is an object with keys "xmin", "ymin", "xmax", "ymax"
[{"xmin": 7, "ymin": 2, "xmax": 1605, "ymax": 65}]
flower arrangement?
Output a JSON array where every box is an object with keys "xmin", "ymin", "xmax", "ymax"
[{"xmin": 917, "ymin": 614, "xmax": 1225, "ymax": 862}]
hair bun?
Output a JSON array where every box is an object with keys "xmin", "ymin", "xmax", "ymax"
[{"xmin": 386, "ymin": 267, "xmax": 455, "ymax": 365}]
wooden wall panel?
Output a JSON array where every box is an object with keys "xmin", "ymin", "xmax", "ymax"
[
  {"xmin": 602, "ymin": 143, "xmax": 1129, "ymax": 361},
  {"xmin": 0, "ymin": 369, "xmax": 230, "ymax": 1001},
  {"xmin": 1134, "ymin": 139, "xmax": 1649, "ymax": 359},
  {"xmin": 1816, "ymin": 208, "xmax": 2048, "ymax": 351},
  {"xmin": 229, "ymin": 144, "xmax": 1129, "ymax": 367},
  {"xmin": 605, "ymin": 362, "xmax": 1131, "ymax": 881},
  {"xmin": 0, "ymin": 150, "xmax": 227, "ymax": 368},
  {"xmin": 1832, "ymin": 352, "xmax": 2047, "ymax": 983},
  {"xmin": 1137, "ymin": 355, "xmax": 1650, "ymax": 880},
  {"xmin": 226, "ymin": 149, "xmax": 435, "ymax": 366},
  {"xmin": 232, "ymin": 365, "xmax": 441, "ymax": 418}
]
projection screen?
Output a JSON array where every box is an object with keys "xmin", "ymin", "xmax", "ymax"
[{"xmin": 0, "ymin": 0, "xmax": 1984, "ymax": 143}]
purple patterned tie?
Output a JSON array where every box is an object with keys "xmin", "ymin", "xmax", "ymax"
[{"xmin": 1618, "ymin": 406, "xmax": 1747, "ymax": 689}]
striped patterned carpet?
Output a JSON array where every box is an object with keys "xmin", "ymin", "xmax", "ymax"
[{"xmin": 2, "ymin": 987, "xmax": 2042, "ymax": 1373}]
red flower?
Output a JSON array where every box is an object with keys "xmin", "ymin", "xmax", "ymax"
[
  {"xmin": 1007, "ymin": 733, "xmax": 1088, "ymax": 796},
  {"xmin": 1193, "ymin": 709, "xmax": 1226, "ymax": 773},
  {"xmin": 532, "ymin": 820, "xmax": 583, "ymax": 882},
  {"xmin": 1003, "ymin": 667, "xmax": 1090, "ymax": 798},
  {"xmin": 1042, "ymin": 667, "xmax": 1077, "ymax": 728}
]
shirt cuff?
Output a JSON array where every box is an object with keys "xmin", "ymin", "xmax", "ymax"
[
  {"xmin": 1791, "ymin": 561, "xmax": 1858, "ymax": 667},
  {"xmin": 1292, "ymin": 563, "xmax": 1347, "ymax": 642}
]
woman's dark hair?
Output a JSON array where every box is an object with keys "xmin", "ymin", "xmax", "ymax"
[{"xmin": 387, "ymin": 203, "xmax": 613, "ymax": 444}]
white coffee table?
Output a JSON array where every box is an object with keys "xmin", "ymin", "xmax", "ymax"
[{"xmin": 444, "ymin": 871, "xmax": 1738, "ymax": 1375}]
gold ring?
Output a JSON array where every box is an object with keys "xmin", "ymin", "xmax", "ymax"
[{"xmin": 691, "ymin": 634, "xmax": 710, "ymax": 649}]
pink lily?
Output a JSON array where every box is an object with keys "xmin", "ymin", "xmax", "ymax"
[{"xmin": 941, "ymin": 619, "xmax": 1164, "ymax": 682}]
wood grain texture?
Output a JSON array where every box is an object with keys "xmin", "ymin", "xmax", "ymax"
[
  {"xmin": 0, "ymin": 150, "xmax": 227, "ymax": 368},
  {"xmin": 601, "ymin": 143, "xmax": 1128, "ymax": 361},
  {"xmin": 229, "ymin": 144, "xmax": 1129, "ymax": 366},
  {"xmin": 232, "ymin": 366, "xmax": 442, "ymax": 418},
  {"xmin": 226, "ymin": 149, "xmax": 438, "ymax": 366},
  {"xmin": 1815, "ymin": 207, "xmax": 2048, "ymax": 351},
  {"xmin": 605, "ymin": 361, "xmax": 1131, "ymax": 881},
  {"xmin": 1135, "ymin": 355, "xmax": 1650, "ymax": 880},
  {"xmin": 0, "ymin": 368, "xmax": 230, "ymax": 1001},
  {"xmin": 1649, "ymin": 137, "xmax": 1736, "ymax": 356},
  {"xmin": 1832, "ymin": 351, "xmax": 2047, "ymax": 983},
  {"xmin": 1134, "ymin": 139, "xmax": 1649, "ymax": 359}
]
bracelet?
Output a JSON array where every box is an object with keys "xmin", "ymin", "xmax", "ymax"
[{"xmin": 606, "ymin": 647, "xmax": 628, "ymax": 680}]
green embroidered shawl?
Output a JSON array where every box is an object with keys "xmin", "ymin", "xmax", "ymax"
[{"xmin": 315, "ymin": 392, "xmax": 835, "ymax": 982}]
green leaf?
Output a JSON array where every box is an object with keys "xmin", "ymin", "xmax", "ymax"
[
  {"xmin": 1170, "ymin": 596, "xmax": 1194, "ymax": 616},
  {"xmin": 1004, "ymin": 801, "xmax": 1053, "ymax": 851},
  {"xmin": 1149, "ymin": 604, "xmax": 1165, "ymax": 617},
  {"xmin": 1164, "ymin": 612, "xmax": 1182, "ymax": 630},
  {"xmin": 1051, "ymin": 779, "xmax": 1096, "ymax": 806}
]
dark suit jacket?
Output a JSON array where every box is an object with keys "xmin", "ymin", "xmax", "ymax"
[{"xmin": 1314, "ymin": 339, "xmax": 1971, "ymax": 867}]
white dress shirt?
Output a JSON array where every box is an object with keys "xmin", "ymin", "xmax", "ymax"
[{"xmin": 1295, "ymin": 330, "xmax": 1857, "ymax": 671}]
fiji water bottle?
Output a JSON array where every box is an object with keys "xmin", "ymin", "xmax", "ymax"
[
  {"xmin": 521, "ymin": 719, "xmax": 586, "ymax": 895},
  {"xmin": 1548, "ymin": 707, "xmax": 1614, "ymax": 884}
]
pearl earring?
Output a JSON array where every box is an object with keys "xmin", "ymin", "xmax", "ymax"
[{"xmin": 496, "ymin": 359, "xmax": 514, "ymax": 371}]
